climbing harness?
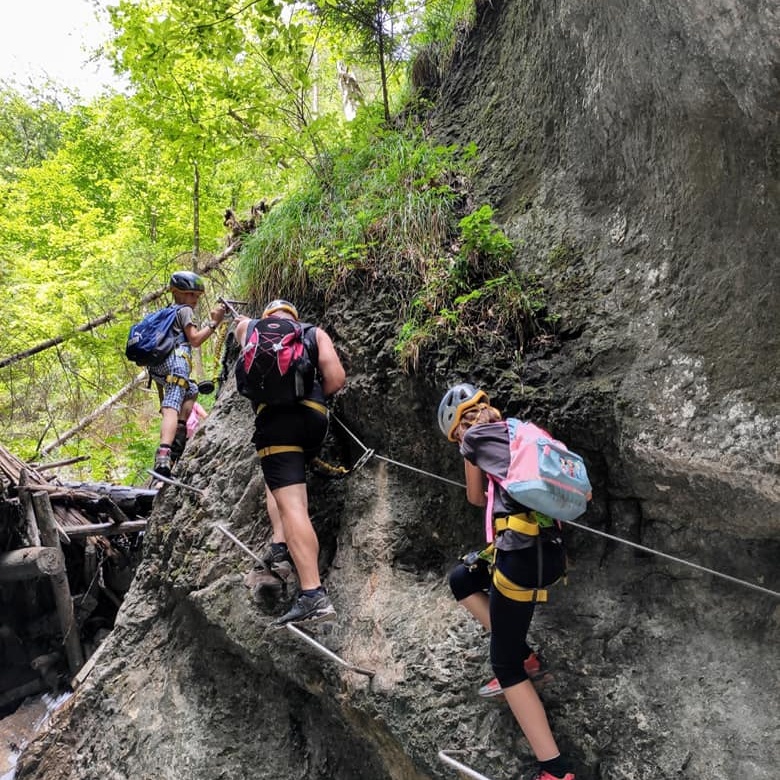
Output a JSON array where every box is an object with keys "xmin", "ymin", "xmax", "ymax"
[
  {"xmin": 438, "ymin": 750, "xmax": 494, "ymax": 780},
  {"xmin": 329, "ymin": 414, "xmax": 780, "ymax": 600}
]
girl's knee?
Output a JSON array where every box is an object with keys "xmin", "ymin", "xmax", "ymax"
[{"xmin": 449, "ymin": 562, "xmax": 485, "ymax": 601}]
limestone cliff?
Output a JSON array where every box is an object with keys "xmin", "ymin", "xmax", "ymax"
[{"xmin": 16, "ymin": 2, "xmax": 778, "ymax": 780}]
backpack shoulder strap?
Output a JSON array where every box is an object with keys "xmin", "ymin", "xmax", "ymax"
[{"xmin": 300, "ymin": 323, "xmax": 319, "ymax": 362}]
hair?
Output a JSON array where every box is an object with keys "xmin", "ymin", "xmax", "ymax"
[{"xmin": 455, "ymin": 402, "xmax": 502, "ymax": 440}]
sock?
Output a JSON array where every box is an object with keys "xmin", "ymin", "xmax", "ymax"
[
  {"xmin": 538, "ymin": 756, "xmax": 573, "ymax": 778},
  {"xmin": 270, "ymin": 542, "xmax": 289, "ymax": 557},
  {"xmin": 157, "ymin": 444, "xmax": 171, "ymax": 454},
  {"xmin": 300, "ymin": 586, "xmax": 325, "ymax": 598}
]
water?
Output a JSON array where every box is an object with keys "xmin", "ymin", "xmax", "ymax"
[{"xmin": 0, "ymin": 692, "xmax": 71, "ymax": 779}]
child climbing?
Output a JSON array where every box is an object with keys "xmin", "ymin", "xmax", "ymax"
[
  {"xmin": 438, "ymin": 382, "xmax": 577, "ymax": 780},
  {"xmin": 148, "ymin": 271, "xmax": 225, "ymax": 477}
]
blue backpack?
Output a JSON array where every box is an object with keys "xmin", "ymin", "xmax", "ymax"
[{"xmin": 125, "ymin": 305, "xmax": 184, "ymax": 366}]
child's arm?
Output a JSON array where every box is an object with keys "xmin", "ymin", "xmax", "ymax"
[
  {"xmin": 464, "ymin": 460, "xmax": 487, "ymax": 507},
  {"xmin": 184, "ymin": 304, "xmax": 226, "ymax": 348}
]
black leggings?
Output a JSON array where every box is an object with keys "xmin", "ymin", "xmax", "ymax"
[{"xmin": 449, "ymin": 539, "xmax": 566, "ymax": 687}]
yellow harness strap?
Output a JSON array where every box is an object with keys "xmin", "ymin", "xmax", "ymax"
[
  {"xmin": 300, "ymin": 399, "xmax": 328, "ymax": 414},
  {"xmin": 256, "ymin": 445, "xmax": 305, "ymax": 458},
  {"xmin": 492, "ymin": 568, "xmax": 548, "ymax": 603},
  {"xmin": 165, "ymin": 374, "xmax": 190, "ymax": 389},
  {"xmin": 494, "ymin": 513, "xmax": 539, "ymax": 537}
]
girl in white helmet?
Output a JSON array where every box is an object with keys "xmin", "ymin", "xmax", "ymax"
[{"xmin": 438, "ymin": 383, "xmax": 575, "ymax": 780}]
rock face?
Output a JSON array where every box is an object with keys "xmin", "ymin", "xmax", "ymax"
[{"xmin": 16, "ymin": 2, "xmax": 778, "ymax": 780}]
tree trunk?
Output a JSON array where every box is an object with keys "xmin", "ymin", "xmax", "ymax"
[
  {"xmin": 192, "ymin": 161, "xmax": 200, "ymax": 263},
  {"xmin": 39, "ymin": 372, "xmax": 147, "ymax": 457}
]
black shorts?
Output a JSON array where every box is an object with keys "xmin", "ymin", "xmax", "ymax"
[{"xmin": 252, "ymin": 402, "xmax": 329, "ymax": 490}]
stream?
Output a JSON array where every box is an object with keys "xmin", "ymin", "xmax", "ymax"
[{"xmin": 0, "ymin": 693, "xmax": 71, "ymax": 779}]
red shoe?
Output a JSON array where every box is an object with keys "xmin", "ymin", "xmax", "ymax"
[
  {"xmin": 523, "ymin": 651, "xmax": 548, "ymax": 680},
  {"xmin": 478, "ymin": 653, "xmax": 551, "ymax": 698}
]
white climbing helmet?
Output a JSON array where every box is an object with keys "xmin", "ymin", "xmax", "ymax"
[{"xmin": 438, "ymin": 383, "xmax": 489, "ymax": 441}]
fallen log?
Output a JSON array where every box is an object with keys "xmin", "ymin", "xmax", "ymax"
[
  {"xmin": 64, "ymin": 520, "xmax": 147, "ymax": 538},
  {"xmin": 33, "ymin": 455, "xmax": 91, "ymax": 472},
  {"xmin": 0, "ymin": 679, "xmax": 46, "ymax": 711},
  {"xmin": 59, "ymin": 481, "xmax": 157, "ymax": 516},
  {"xmin": 0, "ymin": 547, "xmax": 64, "ymax": 581},
  {"xmin": 18, "ymin": 482, "xmax": 132, "ymax": 526},
  {"xmin": 31, "ymin": 491, "xmax": 85, "ymax": 676}
]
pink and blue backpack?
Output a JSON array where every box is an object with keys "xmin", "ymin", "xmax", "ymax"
[{"xmin": 485, "ymin": 419, "xmax": 591, "ymax": 541}]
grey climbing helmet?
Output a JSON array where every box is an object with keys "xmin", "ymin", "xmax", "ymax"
[
  {"xmin": 438, "ymin": 383, "xmax": 489, "ymax": 441},
  {"xmin": 169, "ymin": 270, "xmax": 205, "ymax": 293}
]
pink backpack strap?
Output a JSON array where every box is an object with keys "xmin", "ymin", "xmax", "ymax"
[{"xmin": 485, "ymin": 477, "xmax": 496, "ymax": 543}]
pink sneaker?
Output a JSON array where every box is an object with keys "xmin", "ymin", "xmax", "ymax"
[
  {"xmin": 530, "ymin": 772, "xmax": 575, "ymax": 780},
  {"xmin": 477, "ymin": 652, "xmax": 551, "ymax": 698}
]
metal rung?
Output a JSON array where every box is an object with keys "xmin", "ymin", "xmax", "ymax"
[
  {"xmin": 438, "ymin": 751, "xmax": 495, "ymax": 780},
  {"xmin": 147, "ymin": 469, "xmax": 205, "ymax": 496},
  {"xmin": 215, "ymin": 523, "xmax": 265, "ymax": 566},
  {"xmin": 285, "ymin": 623, "xmax": 375, "ymax": 677}
]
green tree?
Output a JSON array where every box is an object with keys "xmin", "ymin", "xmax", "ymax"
[{"xmin": 0, "ymin": 81, "xmax": 70, "ymax": 182}]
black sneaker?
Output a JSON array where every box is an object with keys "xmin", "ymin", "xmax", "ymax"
[
  {"xmin": 262, "ymin": 544, "xmax": 296, "ymax": 585},
  {"xmin": 153, "ymin": 447, "xmax": 172, "ymax": 478},
  {"xmin": 272, "ymin": 591, "xmax": 336, "ymax": 628}
]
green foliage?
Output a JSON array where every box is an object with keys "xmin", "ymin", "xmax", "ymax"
[
  {"xmin": 0, "ymin": 0, "xmax": 556, "ymax": 476},
  {"xmin": 394, "ymin": 209, "xmax": 547, "ymax": 373},
  {"xmin": 234, "ymin": 116, "xmax": 552, "ymax": 375},
  {"xmin": 0, "ymin": 82, "xmax": 70, "ymax": 182},
  {"xmin": 458, "ymin": 204, "xmax": 514, "ymax": 265},
  {"xmin": 237, "ymin": 119, "xmax": 471, "ymax": 305}
]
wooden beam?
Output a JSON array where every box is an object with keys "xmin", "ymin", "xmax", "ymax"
[
  {"xmin": 31, "ymin": 490, "xmax": 85, "ymax": 676},
  {"xmin": 64, "ymin": 519, "xmax": 147, "ymax": 538},
  {"xmin": 18, "ymin": 468, "xmax": 41, "ymax": 546},
  {"xmin": 0, "ymin": 547, "xmax": 64, "ymax": 581}
]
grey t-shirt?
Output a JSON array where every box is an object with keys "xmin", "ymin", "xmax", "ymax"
[
  {"xmin": 460, "ymin": 421, "xmax": 536, "ymax": 550},
  {"xmin": 173, "ymin": 305, "xmax": 196, "ymax": 344}
]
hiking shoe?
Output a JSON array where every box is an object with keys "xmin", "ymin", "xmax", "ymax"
[
  {"xmin": 245, "ymin": 566, "xmax": 286, "ymax": 594},
  {"xmin": 153, "ymin": 447, "xmax": 172, "ymax": 478},
  {"xmin": 523, "ymin": 651, "xmax": 549, "ymax": 682},
  {"xmin": 260, "ymin": 544, "xmax": 296, "ymax": 585},
  {"xmin": 478, "ymin": 677, "xmax": 504, "ymax": 698},
  {"xmin": 478, "ymin": 653, "xmax": 551, "ymax": 698},
  {"xmin": 525, "ymin": 771, "xmax": 575, "ymax": 780},
  {"xmin": 272, "ymin": 591, "xmax": 336, "ymax": 628}
]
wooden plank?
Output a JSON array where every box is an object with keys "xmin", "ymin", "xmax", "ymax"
[{"xmin": 64, "ymin": 520, "xmax": 147, "ymax": 538}]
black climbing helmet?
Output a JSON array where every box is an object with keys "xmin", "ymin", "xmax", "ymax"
[
  {"xmin": 438, "ymin": 383, "xmax": 489, "ymax": 441},
  {"xmin": 169, "ymin": 271, "xmax": 205, "ymax": 294},
  {"xmin": 262, "ymin": 299, "xmax": 299, "ymax": 320}
]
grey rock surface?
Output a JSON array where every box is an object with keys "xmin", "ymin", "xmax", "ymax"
[{"xmin": 16, "ymin": 2, "xmax": 778, "ymax": 779}]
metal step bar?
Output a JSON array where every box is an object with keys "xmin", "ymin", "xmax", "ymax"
[
  {"xmin": 285, "ymin": 623, "xmax": 375, "ymax": 677},
  {"xmin": 438, "ymin": 750, "xmax": 495, "ymax": 780}
]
